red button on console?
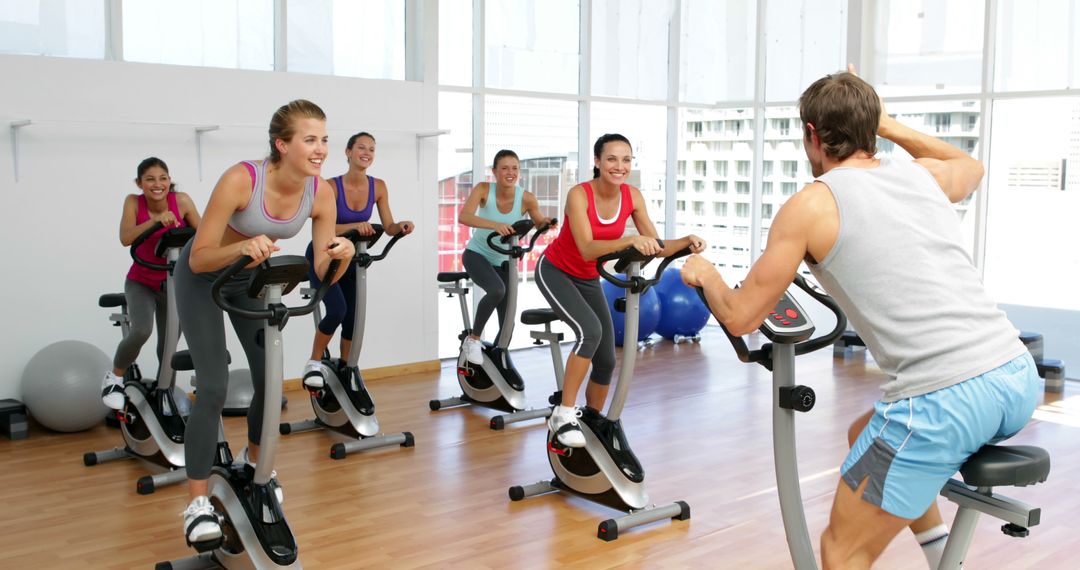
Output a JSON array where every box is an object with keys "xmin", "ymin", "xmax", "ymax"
[
  {"xmin": 781, "ymin": 320, "xmax": 791, "ymax": 325},
  {"xmin": 785, "ymin": 309, "xmax": 798, "ymax": 319}
]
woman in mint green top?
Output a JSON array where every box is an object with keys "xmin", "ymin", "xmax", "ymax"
[{"xmin": 458, "ymin": 149, "xmax": 554, "ymax": 364}]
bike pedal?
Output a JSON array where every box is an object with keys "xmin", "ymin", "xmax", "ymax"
[{"xmin": 547, "ymin": 441, "xmax": 572, "ymax": 457}]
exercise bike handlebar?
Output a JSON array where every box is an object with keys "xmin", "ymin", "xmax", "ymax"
[
  {"xmin": 485, "ymin": 218, "xmax": 555, "ymax": 257},
  {"xmin": 596, "ymin": 242, "xmax": 692, "ymax": 292},
  {"xmin": 212, "ymin": 255, "xmax": 341, "ymax": 322},
  {"xmin": 129, "ymin": 221, "xmax": 195, "ymax": 271},
  {"xmin": 696, "ymin": 274, "xmax": 847, "ymax": 366},
  {"xmin": 339, "ymin": 223, "xmax": 405, "ymax": 263},
  {"xmin": 339, "ymin": 224, "xmax": 386, "ymax": 248}
]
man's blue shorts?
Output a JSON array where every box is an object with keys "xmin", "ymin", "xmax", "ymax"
[{"xmin": 841, "ymin": 352, "xmax": 1040, "ymax": 519}]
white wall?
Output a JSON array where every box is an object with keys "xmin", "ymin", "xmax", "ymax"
[{"xmin": 0, "ymin": 54, "xmax": 439, "ymax": 399}]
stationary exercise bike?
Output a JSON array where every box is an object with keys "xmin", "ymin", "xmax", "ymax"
[
  {"xmin": 157, "ymin": 255, "xmax": 340, "ymax": 570},
  {"xmin": 85, "ymin": 222, "xmax": 195, "ymax": 495},
  {"xmin": 509, "ymin": 244, "xmax": 692, "ymax": 541},
  {"xmin": 429, "ymin": 220, "xmax": 560, "ymax": 430},
  {"xmin": 280, "ymin": 224, "xmax": 415, "ymax": 459},
  {"xmin": 704, "ymin": 275, "xmax": 1051, "ymax": 569}
]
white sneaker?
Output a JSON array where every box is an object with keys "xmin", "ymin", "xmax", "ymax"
[
  {"xmin": 463, "ymin": 337, "xmax": 484, "ymax": 365},
  {"xmin": 240, "ymin": 447, "xmax": 284, "ymax": 504},
  {"xmin": 302, "ymin": 360, "xmax": 324, "ymax": 389},
  {"xmin": 181, "ymin": 496, "xmax": 222, "ymax": 546},
  {"xmin": 100, "ymin": 371, "xmax": 125, "ymax": 410},
  {"xmin": 547, "ymin": 405, "xmax": 586, "ymax": 448}
]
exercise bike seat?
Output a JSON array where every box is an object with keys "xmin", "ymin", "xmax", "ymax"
[
  {"xmin": 99, "ymin": 293, "xmax": 127, "ymax": 308},
  {"xmin": 521, "ymin": 309, "xmax": 560, "ymax": 326},
  {"xmin": 438, "ymin": 272, "xmax": 469, "ymax": 283},
  {"xmin": 958, "ymin": 445, "xmax": 1050, "ymax": 488},
  {"xmin": 172, "ymin": 350, "xmax": 232, "ymax": 372}
]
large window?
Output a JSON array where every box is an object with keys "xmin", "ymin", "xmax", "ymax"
[
  {"xmin": 437, "ymin": 92, "xmax": 474, "ymax": 275},
  {"xmin": 675, "ymin": 106, "xmax": 755, "ymax": 270},
  {"xmin": 761, "ymin": 106, "xmax": 812, "ymax": 254},
  {"xmin": 984, "ymin": 97, "xmax": 1080, "ymax": 310},
  {"xmin": 287, "ymin": 0, "xmax": 405, "ymax": 79},
  {"xmin": 486, "ymin": 0, "xmax": 579, "ymax": 93},
  {"xmin": 591, "ymin": 0, "xmax": 673, "ymax": 100},
  {"xmin": 0, "ymin": 0, "xmax": 104, "ymax": 59},
  {"xmin": 438, "ymin": 0, "xmax": 472, "ymax": 87},
  {"xmin": 995, "ymin": 0, "xmax": 1080, "ymax": 92},
  {"xmin": 680, "ymin": 0, "xmax": 756, "ymax": 103},
  {"xmin": 124, "ymin": 0, "xmax": 273, "ymax": 70},
  {"xmin": 867, "ymin": 0, "xmax": 984, "ymax": 97},
  {"xmin": 764, "ymin": 0, "xmax": 847, "ymax": 102}
]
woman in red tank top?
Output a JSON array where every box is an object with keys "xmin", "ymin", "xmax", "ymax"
[
  {"xmin": 538, "ymin": 134, "xmax": 705, "ymax": 447},
  {"xmin": 101, "ymin": 158, "xmax": 202, "ymax": 410}
]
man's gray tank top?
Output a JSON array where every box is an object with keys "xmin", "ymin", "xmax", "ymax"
[
  {"xmin": 807, "ymin": 156, "xmax": 1025, "ymax": 402},
  {"xmin": 227, "ymin": 160, "xmax": 317, "ymax": 240}
]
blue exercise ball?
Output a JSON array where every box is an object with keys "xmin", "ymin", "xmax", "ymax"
[
  {"xmin": 602, "ymin": 276, "xmax": 661, "ymax": 347},
  {"xmin": 21, "ymin": 340, "xmax": 111, "ymax": 432},
  {"xmin": 655, "ymin": 267, "xmax": 711, "ymax": 340}
]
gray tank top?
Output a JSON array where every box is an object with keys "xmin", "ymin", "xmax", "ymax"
[
  {"xmin": 808, "ymin": 156, "xmax": 1025, "ymax": 402},
  {"xmin": 227, "ymin": 160, "xmax": 317, "ymax": 240}
]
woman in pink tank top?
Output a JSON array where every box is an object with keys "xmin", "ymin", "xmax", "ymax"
[
  {"xmin": 538, "ymin": 134, "xmax": 706, "ymax": 448},
  {"xmin": 101, "ymin": 157, "xmax": 202, "ymax": 410}
]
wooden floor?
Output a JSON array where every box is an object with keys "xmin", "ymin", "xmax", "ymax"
[{"xmin": 2, "ymin": 328, "xmax": 1077, "ymax": 569}]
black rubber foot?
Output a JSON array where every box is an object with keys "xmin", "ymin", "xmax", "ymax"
[
  {"xmin": 509, "ymin": 486, "xmax": 525, "ymax": 501},
  {"xmin": 279, "ymin": 422, "xmax": 291, "ymax": 435},
  {"xmin": 429, "ymin": 400, "xmax": 441, "ymax": 411},
  {"xmin": 83, "ymin": 453, "xmax": 97, "ymax": 466},
  {"xmin": 675, "ymin": 500, "xmax": 691, "ymax": 520},
  {"xmin": 1002, "ymin": 523, "xmax": 1029, "ymax": 538},
  {"xmin": 490, "ymin": 416, "xmax": 504, "ymax": 430},
  {"xmin": 598, "ymin": 519, "xmax": 618, "ymax": 541},
  {"xmin": 402, "ymin": 432, "xmax": 415, "ymax": 447},
  {"xmin": 330, "ymin": 443, "xmax": 346, "ymax": 460},
  {"xmin": 155, "ymin": 562, "xmax": 172, "ymax": 570},
  {"xmin": 137, "ymin": 476, "xmax": 155, "ymax": 495}
]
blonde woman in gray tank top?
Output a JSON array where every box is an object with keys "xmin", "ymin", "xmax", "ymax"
[
  {"xmin": 682, "ymin": 68, "xmax": 1037, "ymax": 569},
  {"xmin": 173, "ymin": 100, "xmax": 355, "ymax": 547}
]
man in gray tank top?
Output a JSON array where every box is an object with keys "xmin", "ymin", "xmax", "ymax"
[{"xmin": 682, "ymin": 67, "xmax": 1039, "ymax": 569}]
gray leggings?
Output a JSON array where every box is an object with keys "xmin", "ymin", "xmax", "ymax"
[
  {"xmin": 462, "ymin": 249, "xmax": 510, "ymax": 338},
  {"xmin": 535, "ymin": 257, "xmax": 616, "ymax": 385},
  {"xmin": 175, "ymin": 243, "xmax": 267, "ymax": 481},
  {"xmin": 112, "ymin": 279, "xmax": 167, "ymax": 372}
]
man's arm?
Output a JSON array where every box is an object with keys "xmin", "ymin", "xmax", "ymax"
[
  {"xmin": 878, "ymin": 115, "xmax": 985, "ymax": 204},
  {"xmin": 682, "ymin": 185, "xmax": 834, "ymax": 335}
]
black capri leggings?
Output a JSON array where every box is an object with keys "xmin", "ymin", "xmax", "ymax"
[
  {"xmin": 534, "ymin": 256, "xmax": 616, "ymax": 385},
  {"xmin": 112, "ymin": 279, "xmax": 167, "ymax": 372},
  {"xmin": 175, "ymin": 242, "xmax": 268, "ymax": 481},
  {"xmin": 462, "ymin": 249, "xmax": 510, "ymax": 339}
]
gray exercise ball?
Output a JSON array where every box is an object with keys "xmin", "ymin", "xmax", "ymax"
[
  {"xmin": 21, "ymin": 340, "xmax": 111, "ymax": 432},
  {"xmin": 223, "ymin": 368, "xmax": 254, "ymax": 416}
]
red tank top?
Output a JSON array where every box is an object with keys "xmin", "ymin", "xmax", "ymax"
[
  {"xmin": 126, "ymin": 193, "xmax": 186, "ymax": 290},
  {"xmin": 544, "ymin": 182, "xmax": 634, "ymax": 279}
]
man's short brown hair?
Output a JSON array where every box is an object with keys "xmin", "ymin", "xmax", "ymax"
[{"xmin": 798, "ymin": 72, "xmax": 880, "ymax": 161}]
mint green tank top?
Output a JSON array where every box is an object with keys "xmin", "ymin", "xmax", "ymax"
[{"xmin": 464, "ymin": 184, "xmax": 525, "ymax": 266}]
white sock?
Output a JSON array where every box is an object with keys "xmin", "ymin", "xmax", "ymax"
[{"xmin": 915, "ymin": 523, "xmax": 950, "ymax": 569}]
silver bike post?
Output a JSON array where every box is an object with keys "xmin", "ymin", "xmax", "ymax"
[
  {"xmin": 607, "ymin": 261, "xmax": 639, "ymax": 422},
  {"xmin": 772, "ymin": 341, "xmax": 816, "ymax": 570},
  {"xmin": 253, "ymin": 283, "xmax": 284, "ymax": 486},
  {"xmin": 347, "ymin": 242, "xmax": 368, "ymax": 367}
]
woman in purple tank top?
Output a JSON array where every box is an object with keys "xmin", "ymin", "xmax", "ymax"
[
  {"xmin": 301, "ymin": 131, "xmax": 415, "ymax": 389},
  {"xmin": 100, "ymin": 157, "xmax": 201, "ymax": 410}
]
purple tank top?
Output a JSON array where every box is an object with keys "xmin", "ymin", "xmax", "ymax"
[
  {"xmin": 127, "ymin": 193, "xmax": 186, "ymax": 290},
  {"xmin": 334, "ymin": 175, "xmax": 376, "ymax": 223}
]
